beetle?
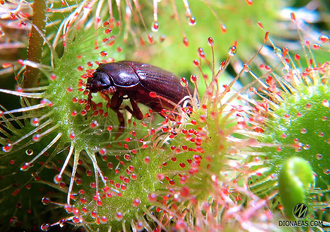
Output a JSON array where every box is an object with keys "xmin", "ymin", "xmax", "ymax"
[{"xmin": 86, "ymin": 61, "xmax": 193, "ymax": 135}]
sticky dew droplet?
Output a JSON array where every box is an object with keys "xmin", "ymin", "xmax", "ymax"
[
  {"xmin": 243, "ymin": 63, "xmax": 250, "ymax": 72},
  {"xmin": 116, "ymin": 212, "xmax": 123, "ymax": 221},
  {"xmin": 25, "ymin": 149, "xmax": 33, "ymax": 156},
  {"xmin": 228, "ymin": 46, "xmax": 237, "ymax": 57},
  {"xmin": 151, "ymin": 21, "xmax": 159, "ymax": 32},
  {"xmin": 2, "ymin": 143, "xmax": 13, "ymax": 152},
  {"xmin": 322, "ymin": 100, "xmax": 329, "ymax": 108},
  {"xmin": 188, "ymin": 16, "xmax": 196, "ymax": 26},
  {"xmin": 315, "ymin": 154, "xmax": 322, "ymax": 160},
  {"xmin": 300, "ymin": 128, "xmax": 307, "ymax": 134},
  {"xmin": 208, "ymin": 37, "xmax": 214, "ymax": 47},
  {"xmin": 54, "ymin": 174, "xmax": 62, "ymax": 184},
  {"xmin": 40, "ymin": 223, "xmax": 50, "ymax": 231},
  {"xmin": 180, "ymin": 77, "xmax": 188, "ymax": 87},
  {"xmin": 319, "ymin": 35, "xmax": 329, "ymax": 43},
  {"xmin": 183, "ymin": 37, "xmax": 189, "ymax": 47},
  {"xmin": 302, "ymin": 144, "xmax": 310, "ymax": 150},
  {"xmin": 221, "ymin": 24, "xmax": 227, "ymax": 33},
  {"xmin": 197, "ymin": 47, "xmax": 205, "ymax": 59},
  {"xmin": 41, "ymin": 197, "xmax": 51, "ymax": 205},
  {"xmin": 149, "ymin": 92, "xmax": 157, "ymax": 98},
  {"xmin": 32, "ymin": 134, "xmax": 41, "ymax": 142},
  {"xmin": 20, "ymin": 162, "xmax": 32, "ymax": 171},
  {"xmin": 147, "ymin": 34, "xmax": 154, "ymax": 44}
]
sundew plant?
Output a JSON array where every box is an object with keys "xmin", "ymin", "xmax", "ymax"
[{"xmin": 0, "ymin": 0, "xmax": 329, "ymax": 231}]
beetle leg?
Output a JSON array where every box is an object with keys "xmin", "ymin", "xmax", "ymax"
[
  {"xmin": 110, "ymin": 92, "xmax": 125, "ymax": 136},
  {"xmin": 125, "ymin": 98, "xmax": 143, "ymax": 120},
  {"xmin": 87, "ymin": 92, "xmax": 92, "ymax": 106},
  {"xmin": 115, "ymin": 110, "xmax": 125, "ymax": 136},
  {"xmin": 100, "ymin": 92, "xmax": 111, "ymax": 102}
]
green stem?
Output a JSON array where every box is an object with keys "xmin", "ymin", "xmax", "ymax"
[{"xmin": 22, "ymin": 0, "xmax": 47, "ymax": 89}]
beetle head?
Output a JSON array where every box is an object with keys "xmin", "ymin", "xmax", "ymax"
[{"xmin": 86, "ymin": 71, "xmax": 115, "ymax": 93}]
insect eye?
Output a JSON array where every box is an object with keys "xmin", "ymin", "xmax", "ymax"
[{"xmin": 95, "ymin": 72, "xmax": 111, "ymax": 87}]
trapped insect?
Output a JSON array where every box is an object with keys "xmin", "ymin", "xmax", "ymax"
[{"xmin": 86, "ymin": 61, "xmax": 193, "ymax": 135}]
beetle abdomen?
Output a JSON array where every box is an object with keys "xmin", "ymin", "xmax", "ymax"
[{"xmin": 123, "ymin": 61, "xmax": 193, "ymax": 104}]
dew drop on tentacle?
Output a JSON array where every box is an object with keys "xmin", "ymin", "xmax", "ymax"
[
  {"xmin": 20, "ymin": 162, "xmax": 32, "ymax": 171},
  {"xmin": 41, "ymin": 197, "xmax": 51, "ymax": 205},
  {"xmin": 189, "ymin": 16, "xmax": 196, "ymax": 26},
  {"xmin": 221, "ymin": 23, "xmax": 227, "ymax": 33},
  {"xmin": 198, "ymin": 47, "xmax": 205, "ymax": 59},
  {"xmin": 159, "ymin": 35, "xmax": 165, "ymax": 42},
  {"xmin": 208, "ymin": 37, "xmax": 214, "ymax": 47},
  {"xmin": 317, "ymin": 131, "xmax": 324, "ymax": 137},
  {"xmin": 100, "ymin": 51, "xmax": 107, "ymax": 57},
  {"xmin": 90, "ymin": 120, "xmax": 99, "ymax": 128},
  {"xmin": 149, "ymin": 92, "xmax": 157, "ymax": 98},
  {"xmin": 180, "ymin": 77, "xmax": 188, "ymax": 87},
  {"xmin": 152, "ymin": 21, "xmax": 159, "ymax": 32},
  {"xmin": 243, "ymin": 64, "xmax": 250, "ymax": 72},
  {"xmin": 319, "ymin": 35, "xmax": 329, "ymax": 43},
  {"xmin": 54, "ymin": 174, "xmax": 62, "ymax": 184},
  {"xmin": 104, "ymin": 29, "xmax": 112, "ymax": 34},
  {"xmin": 190, "ymin": 75, "xmax": 197, "ymax": 83},
  {"xmin": 322, "ymin": 100, "xmax": 329, "ymax": 107},
  {"xmin": 50, "ymin": 74, "xmax": 56, "ymax": 80},
  {"xmin": 193, "ymin": 59, "xmax": 200, "ymax": 67},
  {"xmin": 25, "ymin": 149, "xmax": 33, "ymax": 156},
  {"xmin": 31, "ymin": 117, "xmax": 40, "ymax": 126},
  {"xmin": 246, "ymin": 0, "xmax": 253, "ymax": 5},
  {"xmin": 183, "ymin": 37, "xmax": 189, "ymax": 47},
  {"xmin": 99, "ymin": 148, "xmax": 107, "ymax": 155},
  {"xmin": 302, "ymin": 144, "xmax": 310, "ymax": 150},
  {"xmin": 135, "ymin": 221, "xmax": 144, "ymax": 231},
  {"xmin": 40, "ymin": 223, "xmax": 50, "ymax": 231},
  {"xmin": 100, "ymin": 215, "xmax": 107, "ymax": 224},
  {"xmin": 148, "ymin": 34, "xmax": 154, "ymax": 44},
  {"xmin": 315, "ymin": 154, "xmax": 322, "ymax": 160},
  {"xmin": 300, "ymin": 128, "xmax": 307, "ymax": 134},
  {"xmin": 228, "ymin": 46, "xmax": 237, "ymax": 57},
  {"xmin": 116, "ymin": 212, "xmax": 123, "ymax": 221},
  {"xmin": 132, "ymin": 198, "xmax": 141, "ymax": 207},
  {"xmin": 32, "ymin": 134, "xmax": 41, "ymax": 142},
  {"xmin": 69, "ymin": 132, "xmax": 75, "ymax": 139},
  {"xmin": 2, "ymin": 143, "xmax": 13, "ymax": 152}
]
